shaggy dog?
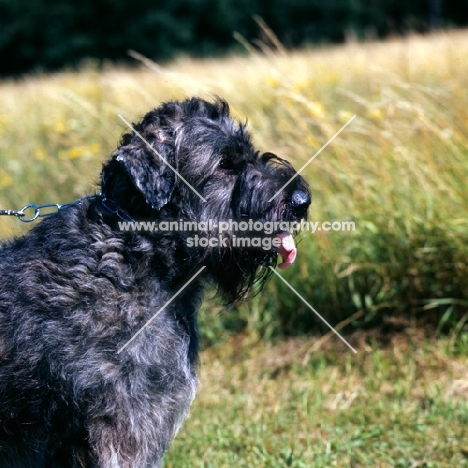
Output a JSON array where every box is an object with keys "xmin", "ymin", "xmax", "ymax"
[{"xmin": 0, "ymin": 97, "xmax": 310, "ymax": 467}]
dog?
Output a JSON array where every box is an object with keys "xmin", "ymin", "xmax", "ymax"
[{"xmin": 0, "ymin": 97, "xmax": 310, "ymax": 467}]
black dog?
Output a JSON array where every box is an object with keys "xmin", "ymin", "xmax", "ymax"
[{"xmin": 0, "ymin": 97, "xmax": 310, "ymax": 467}]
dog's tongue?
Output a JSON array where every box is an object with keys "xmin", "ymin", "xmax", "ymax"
[{"xmin": 275, "ymin": 232, "xmax": 297, "ymax": 269}]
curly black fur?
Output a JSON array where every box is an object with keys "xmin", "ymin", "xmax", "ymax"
[{"xmin": 0, "ymin": 97, "xmax": 310, "ymax": 467}]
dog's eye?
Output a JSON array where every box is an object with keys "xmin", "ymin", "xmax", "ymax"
[{"xmin": 219, "ymin": 158, "xmax": 235, "ymax": 170}]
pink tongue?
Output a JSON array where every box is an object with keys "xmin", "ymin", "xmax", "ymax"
[{"xmin": 275, "ymin": 232, "xmax": 297, "ymax": 269}]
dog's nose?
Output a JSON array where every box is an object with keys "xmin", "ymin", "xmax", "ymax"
[{"xmin": 290, "ymin": 190, "xmax": 311, "ymax": 211}]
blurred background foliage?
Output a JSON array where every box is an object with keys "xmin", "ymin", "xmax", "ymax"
[
  {"xmin": 1, "ymin": 0, "xmax": 468, "ymax": 76},
  {"xmin": 1, "ymin": 4, "xmax": 467, "ymax": 463},
  {"xmin": 0, "ymin": 30, "xmax": 466, "ymax": 342}
]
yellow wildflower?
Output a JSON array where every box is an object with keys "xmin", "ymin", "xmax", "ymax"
[
  {"xmin": 54, "ymin": 120, "xmax": 69, "ymax": 133},
  {"xmin": 367, "ymin": 108, "xmax": 383, "ymax": 120},
  {"xmin": 0, "ymin": 115, "xmax": 10, "ymax": 133},
  {"xmin": 0, "ymin": 170, "xmax": 13, "ymax": 188},
  {"xmin": 265, "ymin": 76, "xmax": 279, "ymax": 88},
  {"xmin": 34, "ymin": 148, "xmax": 47, "ymax": 160},
  {"xmin": 306, "ymin": 134, "xmax": 321, "ymax": 148},
  {"xmin": 337, "ymin": 110, "xmax": 353, "ymax": 124},
  {"xmin": 88, "ymin": 143, "xmax": 101, "ymax": 154},
  {"xmin": 292, "ymin": 79, "xmax": 312, "ymax": 94},
  {"xmin": 306, "ymin": 101, "xmax": 325, "ymax": 119},
  {"xmin": 68, "ymin": 147, "xmax": 85, "ymax": 160}
]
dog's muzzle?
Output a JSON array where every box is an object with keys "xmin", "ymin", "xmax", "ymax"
[{"xmin": 274, "ymin": 190, "xmax": 311, "ymax": 269}]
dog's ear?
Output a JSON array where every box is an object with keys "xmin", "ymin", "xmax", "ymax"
[
  {"xmin": 109, "ymin": 111, "xmax": 181, "ymax": 210},
  {"xmin": 114, "ymin": 138, "xmax": 176, "ymax": 210}
]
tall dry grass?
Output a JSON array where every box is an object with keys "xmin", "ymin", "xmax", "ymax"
[{"xmin": 0, "ymin": 30, "xmax": 467, "ymax": 340}]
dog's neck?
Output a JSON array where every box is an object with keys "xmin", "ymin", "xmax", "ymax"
[{"xmin": 98, "ymin": 193, "xmax": 134, "ymax": 222}]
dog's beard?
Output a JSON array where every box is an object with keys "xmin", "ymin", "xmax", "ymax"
[{"xmin": 196, "ymin": 226, "xmax": 300, "ymax": 304}]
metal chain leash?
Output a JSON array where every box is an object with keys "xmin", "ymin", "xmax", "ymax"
[{"xmin": 0, "ymin": 195, "xmax": 99, "ymax": 223}]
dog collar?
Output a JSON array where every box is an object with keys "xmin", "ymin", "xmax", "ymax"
[{"xmin": 98, "ymin": 193, "xmax": 134, "ymax": 222}]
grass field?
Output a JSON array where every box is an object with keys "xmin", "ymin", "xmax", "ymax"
[
  {"xmin": 0, "ymin": 29, "xmax": 467, "ymax": 466},
  {"xmin": 166, "ymin": 333, "xmax": 468, "ymax": 467}
]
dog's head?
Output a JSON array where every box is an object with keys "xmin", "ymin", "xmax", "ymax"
[{"xmin": 101, "ymin": 97, "xmax": 311, "ymax": 301}]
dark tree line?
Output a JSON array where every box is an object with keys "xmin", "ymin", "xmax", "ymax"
[{"xmin": 0, "ymin": 0, "xmax": 466, "ymax": 76}]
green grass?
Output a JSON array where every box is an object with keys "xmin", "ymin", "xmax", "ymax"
[{"xmin": 164, "ymin": 334, "xmax": 468, "ymax": 467}]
